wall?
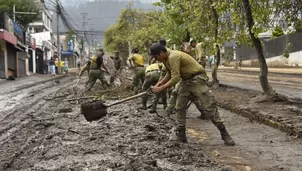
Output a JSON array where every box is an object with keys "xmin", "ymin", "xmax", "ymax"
[
  {"xmin": 0, "ymin": 40, "xmax": 7, "ymax": 78},
  {"xmin": 232, "ymin": 32, "xmax": 302, "ymax": 67}
]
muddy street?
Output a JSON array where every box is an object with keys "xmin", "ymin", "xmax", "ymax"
[
  {"xmin": 0, "ymin": 73, "xmax": 302, "ymax": 171},
  {"xmin": 0, "ymin": 76, "xmax": 228, "ymax": 171},
  {"xmin": 184, "ymin": 107, "xmax": 302, "ymax": 171}
]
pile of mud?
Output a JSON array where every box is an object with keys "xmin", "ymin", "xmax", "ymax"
[{"xmin": 4, "ymin": 84, "xmax": 230, "ymax": 170}]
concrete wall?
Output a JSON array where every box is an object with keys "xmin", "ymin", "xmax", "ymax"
[{"xmin": 235, "ymin": 50, "xmax": 302, "ymax": 67}]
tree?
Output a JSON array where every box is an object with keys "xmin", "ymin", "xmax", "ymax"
[
  {"xmin": 155, "ymin": 0, "xmax": 234, "ymax": 87},
  {"xmin": 227, "ymin": 0, "xmax": 300, "ymax": 97},
  {"xmin": 272, "ymin": 26, "xmax": 284, "ymax": 38},
  {"xmin": 104, "ymin": 7, "xmax": 164, "ymax": 60},
  {"xmin": 0, "ymin": 0, "xmax": 40, "ymax": 28}
]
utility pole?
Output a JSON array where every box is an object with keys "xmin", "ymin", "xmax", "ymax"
[
  {"xmin": 80, "ymin": 13, "xmax": 88, "ymax": 63},
  {"xmin": 56, "ymin": 0, "xmax": 61, "ymax": 74}
]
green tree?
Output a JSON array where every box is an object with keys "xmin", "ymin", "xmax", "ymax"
[
  {"xmin": 155, "ymin": 0, "xmax": 234, "ymax": 87},
  {"xmin": 0, "ymin": 0, "xmax": 40, "ymax": 28},
  {"xmin": 272, "ymin": 26, "xmax": 284, "ymax": 38},
  {"xmin": 104, "ymin": 7, "xmax": 164, "ymax": 60}
]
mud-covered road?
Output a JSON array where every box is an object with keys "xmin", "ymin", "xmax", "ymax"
[{"xmin": 1, "ymin": 72, "xmax": 302, "ymax": 171}]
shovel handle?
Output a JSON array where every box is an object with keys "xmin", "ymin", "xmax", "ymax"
[{"xmin": 107, "ymin": 91, "xmax": 149, "ymax": 107}]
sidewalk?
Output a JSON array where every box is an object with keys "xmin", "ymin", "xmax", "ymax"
[
  {"xmin": 0, "ymin": 68, "xmax": 78, "ymax": 94},
  {"xmin": 206, "ymin": 67, "xmax": 302, "ymax": 99},
  {"xmin": 213, "ymin": 66, "xmax": 302, "ymax": 75},
  {"xmin": 0, "ymin": 74, "xmax": 64, "ymax": 94}
]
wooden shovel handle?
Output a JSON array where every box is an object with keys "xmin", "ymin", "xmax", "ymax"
[{"xmin": 107, "ymin": 91, "xmax": 149, "ymax": 107}]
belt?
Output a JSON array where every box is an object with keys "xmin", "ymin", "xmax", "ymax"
[
  {"xmin": 90, "ymin": 68, "xmax": 100, "ymax": 70},
  {"xmin": 146, "ymin": 69, "xmax": 160, "ymax": 74},
  {"xmin": 184, "ymin": 72, "xmax": 203, "ymax": 81},
  {"xmin": 135, "ymin": 65, "xmax": 144, "ymax": 67}
]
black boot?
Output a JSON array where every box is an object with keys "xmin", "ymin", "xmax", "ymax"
[
  {"xmin": 163, "ymin": 102, "xmax": 167, "ymax": 109},
  {"xmin": 215, "ymin": 123, "xmax": 235, "ymax": 146},
  {"xmin": 149, "ymin": 100, "xmax": 158, "ymax": 113},
  {"xmin": 175, "ymin": 126, "xmax": 188, "ymax": 143}
]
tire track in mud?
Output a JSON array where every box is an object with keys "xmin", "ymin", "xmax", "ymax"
[
  {"xmin": 0, "ymin": 77, "xmax": 76, "ymax": 153},
  {"xmin": 0, "ymin": 77, "xmax": 78, "ymax": 170}
]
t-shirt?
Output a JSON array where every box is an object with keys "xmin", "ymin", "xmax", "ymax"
[
  {"xmin": 128, "ymin": 54, "xmax": 144, "ymax": 67},
  {"xmin": 64, "ymin": 61, "xmax": 69, "ymax": 67}
]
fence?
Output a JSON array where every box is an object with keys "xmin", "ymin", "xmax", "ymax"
[{"xmin": 233, "ymin": 32, "xmax": 302, "ymax": 62}]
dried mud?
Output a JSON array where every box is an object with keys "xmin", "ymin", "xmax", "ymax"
[{"xmin": 213, "ymin": 85, "xmax": 302, "ymax": 137}]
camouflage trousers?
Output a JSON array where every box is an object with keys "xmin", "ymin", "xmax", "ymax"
[
  {"xmin": 166, "ymin": 82, "xmax": 181, "ymax": 111},
  {"xmin": 86, "ymin": 69, "xmax": 109, "ymax": 90},
  {"xmin": 199, "ymin": 58, "xmax": 206, "ymax": 68},
  {"xmin": 141, "ymin": 71, "xmax": 160, "ymax": 105},
  {"xmin": 175, "ymin": 75, "xmax": 223, "ymax": 127},
  {"xmin": 133, "ymin": 66, "xmax": 145, "ymax": 94}
]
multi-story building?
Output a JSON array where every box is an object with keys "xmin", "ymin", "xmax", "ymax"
[{"xmin": 28, "ymin": 0, "xmax": 55, "ymax": 74}]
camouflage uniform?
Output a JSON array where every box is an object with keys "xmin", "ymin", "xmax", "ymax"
[
  {"xmin": 165, "ymin": 82, "xmax": 180, "ymax": 115},
  {"xmin": 151, "ymin": 64, "xmax": 167, "ymax": 112},
  {"xmin": 79, "ymin": 62, "xmax": 91, "ymax": 88},
  {"xmin": 128, "ymin": 53, "xmax": 145, "ymax": 94},
  {"xmin": 86, "ymin": 56, "xmax": 109, "ymax": 90},
  {"xmin": 195, "ymin": 43, "xmax": 206, "ymax": 68},
  {"xmin": 140, "ymin": 63, "xmax": 161, "ymax": 110},
  {"xmin": 161, "ymin": 50, "xmax": 235, "ymax": 145}
]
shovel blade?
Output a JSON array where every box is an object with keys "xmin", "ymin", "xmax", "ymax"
[{"xmin": 81, "ymin": 101, "xmax": 108, "ymax": 122}]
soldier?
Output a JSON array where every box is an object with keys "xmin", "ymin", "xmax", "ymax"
[
  {"xmin": 150, "ymin": 43, "xmax": 235, "ymax": 146},
  {"xmin": 190, "ymin": 40, "xmax": 206, "ymax": 68},
  {"xmin": 128, "ymin": 48, "xmax": 145, "ymax": 94},
  {"xmin": 110, "ymin": 51, "xmax": 122, "ymax": 71},
  {"xmin": 86, "ymin": 49, "xmax": 110, "ymax": 91},
  {"xmin": 139, "ymin": 62, "xmax": 166, "ymax": 112},
  {"xmin": 79, "ymin": 61, "xmax": 91, "ymax": 88}
]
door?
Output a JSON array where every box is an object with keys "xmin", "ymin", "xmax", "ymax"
[
  {"xmin": 29, "ymin": 50, "xmax": 33, "ymax": 72},
  {"xmin": 17, "ymin": 51, "xmax": 26, "ymax": 76},
  {"xmin": 0, "ymin": 50, "xmax": 5, "ymax": 78}
]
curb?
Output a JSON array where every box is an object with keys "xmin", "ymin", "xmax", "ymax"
[
  {"xmin": 217, "ymin": 101, "xmax": 302, "ymax": 138},
  {"xmin": 2, "ymin": 75, "xmax": 66, "ymax": 95},
  {"xmin": 216, "ymin": 83, "xmax": 302, "ymax": 138},
  {"xmin": 207, "ymin": 68, "xmax": 302, "ymax": 77}
]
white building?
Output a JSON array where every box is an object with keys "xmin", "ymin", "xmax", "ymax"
[{"xmin": 27, "ymin": 0, "xmax": 55, "ymax": 74}]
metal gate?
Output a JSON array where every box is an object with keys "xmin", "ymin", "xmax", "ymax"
[
  {"xmin": 17, "ymin": 52, "xmax": 26, "ymax": 76},
  {"xmin": 0, "ymin": 50, "xmax": 5, "ymax": 78}
]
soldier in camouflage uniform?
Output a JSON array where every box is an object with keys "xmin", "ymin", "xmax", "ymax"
[
  {"xmin": 150, "ymin": 43, "xmax": 235, "ymax": 146},
  {"xmin": 190, "ymin": 39, "xmax": 206, "ymax": 68},
  {"xmin": 139, "ymin": 62, "xmax": 166, "ymax": 112},
  {"xmin": 128, "ymin": 48, "xmax": 145, "ymax": 94},
  {"xmin": 86, "ymin": 49, "xmax": 110, "ymax": 90}
]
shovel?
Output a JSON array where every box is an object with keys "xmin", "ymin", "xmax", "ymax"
[
  {"xmin": 81, "ymin": 91, "xmax": 150, "ymax": 122},
  {"xmin": 72, "ymin": 78, "xmax": 81, "ymax": 95}
]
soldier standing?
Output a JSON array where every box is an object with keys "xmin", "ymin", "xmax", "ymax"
[
  {"xmin": 190, "ymin": 40, "xmax": 206, "ymax": 68},
  {"xmin": 128, "ymin": 48, "xmax": 145, "ymax": 94},
  {"xmin": 86, "ymin": 49, "xmax": 110, "ymax": 90},
  {"xmin": 150, "ymin": 43, "xmax": 235, "ymax": 146}
]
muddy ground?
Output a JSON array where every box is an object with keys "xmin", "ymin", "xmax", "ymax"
[
  {"xmin": 0, "ymin": 75, "xmax": 230, "ymax": 171},
  {"xmin": 213, "ymin": 85, "xmax": 302, "ymax": 138},
  {"xmin": 1, "ymin": 62, "xmax": 302, "ymax": 171}
]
